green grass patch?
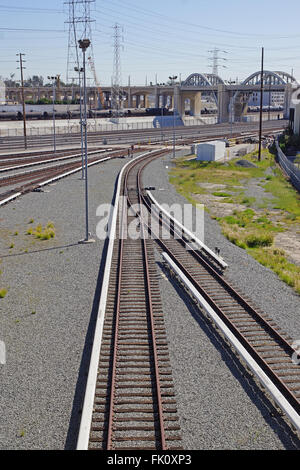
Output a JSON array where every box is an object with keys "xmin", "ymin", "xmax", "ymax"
[
  {"xmin": 212, "ymin": 191, "xmax": 232, "ymax": 198},
  {"xmin": 169, "ymin": 149, "xmax": 300, "ymax": 295},
  {"xmin": 250, "ymin": 247, "xmax": 300, "ymax": 294}
]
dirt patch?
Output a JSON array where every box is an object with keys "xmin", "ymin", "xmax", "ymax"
[
  {"xmin": 197, "ymin": 183, "xmax": 227, "ymax": 191},
  {"xmin": 275, "ymin": 229, "xmax": 300, "ymax": 266},
  {"xmin": 192, "ymin": 193, "xmax": 246, "ymax": 217}
]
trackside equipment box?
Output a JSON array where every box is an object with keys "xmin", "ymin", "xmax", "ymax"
[{"xmin": 196, "ymin": 140, "xmax": 226, "ymax": 161}]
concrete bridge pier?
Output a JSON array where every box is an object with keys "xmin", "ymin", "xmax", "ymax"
[
  {"xmin": 174, "ymin": 86, "xmax": 184, "ymax": 116},
  {"xmin": 174, "ymin": 86, "xmax": 202, "ymax": 116},
  {"xmin": 155, "ymin": 87, "xmax": 160, "ymax": 108},
  {"xmin": 135, "ymin": 95, "xmax": 141, "ymax": 108},
  {"xmin": 190, "ymin": 91, "xmax": 202, "ymax": 116},
  {"xmin": 284, "ymin": 83, "xmax": 293, "ymax": 119},
  {"xmin": 218, "ymin": 84, "xmax": 230, "ymax": 123}
]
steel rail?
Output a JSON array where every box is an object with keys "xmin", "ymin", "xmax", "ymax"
[
  {"xmin": 123, "ymin": 152, "xmax": 300, "ymax": 426},
  {"xmin": 125, "ymin": 157, "xmax": 167, "ymax": 450}
]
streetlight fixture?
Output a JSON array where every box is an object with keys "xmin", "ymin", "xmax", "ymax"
[
  {"xmin": 78, "ymin": 38, "xmax": 95, "ymax": 244},
  {"xmin": 48, "ymin": 75, "xmax": 58, "ymax": 153},
  {"xmin": 75, "ymin": 66, "xmax": 85, "ymax": 179},
  {"xmin": 169, "ymin": 76, "xmax": 178, "ymax": 158}
]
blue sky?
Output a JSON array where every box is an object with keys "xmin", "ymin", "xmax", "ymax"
[{"xmin": 0, "ymin": 0, "xmax": 300, "ymax": 86}]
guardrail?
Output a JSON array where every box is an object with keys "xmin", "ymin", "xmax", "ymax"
[
  {"xmin": 76, "ymin": 150, "xmax": 156, "ymax": 450},
  {"xmin": 276, "ymin": 141, "xmax": 300, "ymax": 193},
  {"xmin": 147, "ymin": 190, "xmax": 228, "ymax": 271},
  {"xmin": 162, "ymin": 251, "xmax": 300, "ymax": 434}
]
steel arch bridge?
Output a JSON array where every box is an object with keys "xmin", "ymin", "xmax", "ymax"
[
  {"xmin": 240, "ymin": 70, "xmax": 297, "ymax": 87},
  {"xmin": 182, "ymin": 73, "xmax": 225, "ymax": 104},
  {"xmin": 233, "ymin": 70, "xmax": 298, "ymax": 119},
  {"xmin": 182, "ymin": 73, "xmax": 225, "ymax": 87}
]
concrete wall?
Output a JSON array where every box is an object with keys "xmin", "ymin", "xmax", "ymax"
[{"xmin": 0, "ymin": 81, "xmax": 5, "ymax": 105}]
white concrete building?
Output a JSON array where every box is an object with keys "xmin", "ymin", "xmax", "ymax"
[{"xmin": 289, "ymin": 86, "xmax": 300, "ymax": 135}]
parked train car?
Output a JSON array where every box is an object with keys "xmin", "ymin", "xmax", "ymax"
[{"xmin": 0, "ymin": 104, "xmax": 81, "ymax": 121}]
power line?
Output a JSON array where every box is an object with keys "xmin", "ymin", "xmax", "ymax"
[
  {"xmin": 100, "ymin": 0, "xmax": 300, "ymax": 39},
  {"xmin": 0, "ymin": 27, "xmax": 64, "ymax": 32}
]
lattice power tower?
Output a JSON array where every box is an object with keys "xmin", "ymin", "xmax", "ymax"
[
  {"xmin": 65, "ymin": 0, "xmax": 95, "ymax": 84},
  {"xmin": 111, "ymin": 23, "xmax": 123, "ymax": 119}
]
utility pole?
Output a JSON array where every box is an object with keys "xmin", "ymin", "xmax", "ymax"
[
  {"xmin": 169, "ymin": 75, "xmax": 177, "ymax": 158},
  {"xmin": 78, "ymin": 38, "xmax": 95, "ymax": 244},
  {"xmin": 75, "ymin": 66, "xmax": 85, "ymax": 179},
  {"xmin": 258, "ymin": 47, "xmax": 264, "ymax": 162},
  {"xmin": 48, "ymin": 76, "xmax": 58, "ymax": 153},
  {"xmin": 17, "ymin": 53, "xmax": 27, "ymax": 150}
]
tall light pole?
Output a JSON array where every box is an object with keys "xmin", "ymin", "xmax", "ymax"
[
  {"xmin": 48, "ymin": 75, "xmax": 58, "ymax": 153},
  {"xmin": 17, "ymin": 53, "xmax": 27, "ymax": 150},
  {"xmin": 75, "ymin": 66, "xmax": 85, "ymax": 179},
  {"xmin": 169, "ymin": 75, "xmax": 177, "ymax": 158},
  {"xmin": 78, "ymin": 38, "xmax": 95, "ymax": 244},
  {"xmin": 258, "ymin": 47, "xmax": 264, "ymax": 162}
]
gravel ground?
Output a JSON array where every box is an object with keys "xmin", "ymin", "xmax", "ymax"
[
  {"xmin": 0, "ymin": 153, "xmax": 131, "ymax": 449},
  {"xmin": 143, "ymin": 153, "xmax": 300, "ymax": 450}
]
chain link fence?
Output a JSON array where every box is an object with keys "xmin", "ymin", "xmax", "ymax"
[
  {"xmin": 0, "ymin": 116, "xmax": 218, "ymax": 138},
  {"xmin": 276, "ymin": 140, "xmax": 300, "ymax": 192}
]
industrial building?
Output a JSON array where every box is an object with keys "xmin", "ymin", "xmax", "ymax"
[{"xmin": 289, "ymin": 86, "xmax": 300, "ymax": 135}]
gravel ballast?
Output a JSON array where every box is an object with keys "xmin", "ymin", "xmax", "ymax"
[
  {"xmin": 143, "ymin": 153, "xmax": 300, "ymax": 449},
  {"xmin": 0, "ymin": 154, "xmax": 131, "ymax": 449}
]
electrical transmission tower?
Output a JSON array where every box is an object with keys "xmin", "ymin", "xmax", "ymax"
[
  {"xmin": 111, "ymin": 23, "xmax": 123, "ymax": 120},
  {"xmin": 65, "ymin": 0, "xmax": 95, "ymax": 84},
  {"xmin": 208, "ymin": 48, "xmax": 228, "ymax": 76}
]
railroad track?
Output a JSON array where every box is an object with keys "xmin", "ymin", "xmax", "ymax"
[
  {"xmin": 78, "ymin": 147, "xmax": 300, "ymax": 450},
  {"xmin": 86, "ymin": 150, "xmax": 182, "ymax": 450},
  {"xmin": 139, "ymin": 188, "xmax": 300, "ymax": 429},
  {"xmin": 0, "ymin": 121, "xmax": 286, "ymax": 151},
  {"xmin": 0, "ymin": 148, "xmax": 142, "ymax": 206}
]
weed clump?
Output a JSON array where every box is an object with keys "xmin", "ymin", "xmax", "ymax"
[
  {"xmin": 245, "ymin": 232, "xmax": 274, "ymax": 248},
  {"xmin": 0, "ymin": 288, "xmax": 7, "ymax": 298},
  {"xmin": 27, "ymin": 222, "xmax": 56, "ymax": 240}
]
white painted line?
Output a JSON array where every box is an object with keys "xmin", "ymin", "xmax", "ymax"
[
  {"xmin": 0, "ymin": 149, "xmax": 112, "ymax": 173},
  {"xmin": 147, "ymin": 190, "xmax": 228, "ymax": 270},
  {"xmin": 38, "ymin": 156, "xmax": 112, "ymax": 188},
  {"xmin": 0, "ymin": 192, "xmax": 22, "ymax": 206},
  {"xmin": 162, "ymin": 252, "xmax": 300, "ymax": 434},
  {"xmin": 76, "ymin": 150, "xmax": 155, "ymax": 450},
  {"xmin": 0, "ymin": 153, "xmax": 117, "ymax": 207}
]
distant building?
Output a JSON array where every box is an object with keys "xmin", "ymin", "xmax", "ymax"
[
  {"xmin": 0, "ymin": 79, "xmax": 5, "ymax": 104},
  {"xmin": 289, "ymin": 86, "xmax": 300, "ymax": 135},
  {"xmin": 249, "ymin": 91, "xmax": 284, "ymax": 108}
]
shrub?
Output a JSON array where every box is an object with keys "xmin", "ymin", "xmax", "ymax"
[
  {"xmin": 245, "ymin": 232, "xmax": 274, "ymax": 248},
  {"xmin": 0, "ymin": 288, "xmax": 7, "ymax": 298}
]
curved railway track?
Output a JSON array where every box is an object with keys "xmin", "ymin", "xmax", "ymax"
[
  {"xmin": 0, "ymin": 148, "xmax": 141, "ymax": 206},
  {"xmin": 88, "ymin": 150, "xmax": 182, "ymax": 450},
  {"xmin": 80, "ymin": 148, "xmax": 300, "ymax": 450}
]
